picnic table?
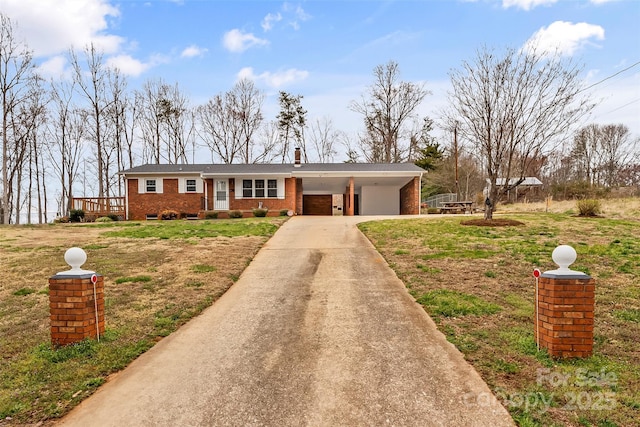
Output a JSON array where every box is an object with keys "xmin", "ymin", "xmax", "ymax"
[{"xmin": 439, "ymin": 201, "xmax": 473, "ymax": 214}]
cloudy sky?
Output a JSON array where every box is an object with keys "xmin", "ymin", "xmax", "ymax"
[{"xmin": 2, "ymin": 0, "xmax": 639, "ymax": 147}]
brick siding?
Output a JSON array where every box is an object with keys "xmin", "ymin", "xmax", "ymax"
[
  {"xmin": 400, "ymin": 176, "xmax": 421, "ymax": 215},
  {"xmin": 127, "ymin": 179, "xmax": 203, "ymax": 220}
]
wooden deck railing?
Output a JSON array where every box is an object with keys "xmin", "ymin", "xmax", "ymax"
[{"xmin": 72, "ymin": 197, "xmax": 126, "ymax": 219}]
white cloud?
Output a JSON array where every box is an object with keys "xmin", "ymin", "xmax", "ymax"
[
  {"xmin": 106, "ymin": 55, "xmax": 150, "ymax": 77},
  {"xmin": 222, "ymin": 29, "xmax": 269, "ymax": 53},
  {"xmin": 0, "ymin": 0, "xmax": 123, "ymax": 57},
  {"xmin": 285, "ymin": 4, "xmax": 311, "ymax": 30},
  {"xmin": 590, "ymin": 0, "xmax": 617, "ymax": 4},
  {"xmin": 105, "ymin": 53, "xmax": 169, "ymax": 77},
  {"xmin": 181, "ymin": 45, "xmax": 208, "ymax": 58},
  {"xmin": 524, "ymin": 21, "xmax": 605, "ymax": 56},
  {"xmin": 237, "ymin": 67, "xmax": 309, "ymax": 88},
  {"xmin": 35, "ymin": 55, "xmax": 69, "ymax": 79},
  {"xmin": 261, "ymin": 12, "xmax": 282, "ymax": 32},
  {"xmin": 502, "ymin": 0, "xmax": 558, "ymax": 10}
]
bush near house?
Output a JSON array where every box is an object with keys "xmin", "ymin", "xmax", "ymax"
[
  {"xmin": 252, "ymin": 208, "xmax": 268, "ymax": 217},
  {"xmin": 204, "ymin": 211, "xmax": 218, "ymax": 219},
  {"xmin": 228, "ymin": 210, "xmax": 243, "ymax": 219},
  {"xmin": 69, "ymin": 209, "xmax": 85, "ymax": 223},
  {"xmin": 159, "ymin": 209, "xmax": 179, "ymax": 220}
]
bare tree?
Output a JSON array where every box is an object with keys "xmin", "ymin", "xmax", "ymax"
[
  {"xmin": 70, "ymin": 44, "xmax": 112, "ymax": 200},
  {"xmin": 599, "ymin": 124, "xmax": 634, "ymax": 187},
  {"xmin": 196, "ymin": 92, "xmax": 243, "ymax": 164},
  {"xmin": 137, "ymin": 79, "xmax": 191, "ymax": 164},
  {"xmin": 233, "ymin": 78, "xmax": 264, "ymax": 163},
  {"xmin": 0, "ymin": 13, "xmax": 34, "ymax": 223},
  {"xmin": 253, "ymin": 121, "xmax": 281, "ymax": 164},
  {"xmin": 106, "ymin": 68, "xmax": 130, "ymax": 196},
  {"xmin": 14, "ymin": 74, "xmax": 49, "ymax": 224},
  {"xmin": 444, "ymin": 46, "xmax": 595, "ymax": 219},
  {"xmin": 308, "ymin": 117, "xmax": 340, "ymax": 163},
  {"xmin": 350, "ymin": 60, "xmax": 429, "ymax": 163},
  {"xmin": 196, "ymin": 79, "xmax": 264, "ymax": 164},
  {"xmin": 48, "ymin": 78, "xmax": 86, "ymax": 216}
]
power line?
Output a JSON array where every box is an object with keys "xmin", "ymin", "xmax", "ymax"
[
  {"xmin": 602, "ymin": 98, "xmax": 640, "ymax": 116},
  {"xmin": 580, "ymin": 60, "xmax": 640, "ymax": 93}
]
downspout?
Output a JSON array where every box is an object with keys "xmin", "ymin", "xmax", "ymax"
[
  {"xmin": 419, "ymin": 172, "xmax": 423, "ymax": 215},
  {"xmin": 121, "ymin": 173, "xmax": 129, "ymax": 221}
]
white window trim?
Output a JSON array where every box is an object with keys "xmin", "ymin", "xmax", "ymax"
[
  {"xmin": 138, "ymin": 177, "xmax": 163, "ymax": 194},
  {"xmin": 178, "ymin": 177, "xmax": 203, "ymax": 194},
  {"xmin": 235, "ymin": 177, "xmax": 284, "ymax": 199}
]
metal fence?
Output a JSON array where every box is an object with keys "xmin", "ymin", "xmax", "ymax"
[{"xmin": 423, "ymin": 193, "xmax": 457, "ymax": 208}]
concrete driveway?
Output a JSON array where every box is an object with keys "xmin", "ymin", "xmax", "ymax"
[{"xmin": 57, "ymin": 216, "xmax": 514, "ymax": 427}]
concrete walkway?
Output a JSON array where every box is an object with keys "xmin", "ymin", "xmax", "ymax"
[{"xmin": 57, "ymin": 216, "xmax": 514, "ymax": 427}]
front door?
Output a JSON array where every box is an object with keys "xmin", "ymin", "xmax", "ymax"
[{"xmin": 214, "ymin": 179, "xmax": 229, "ymax": 211}]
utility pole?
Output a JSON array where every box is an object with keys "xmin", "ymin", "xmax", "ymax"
[{"xmin": 454, "ymin": 124, "xmax": 459, "ymax": 201}]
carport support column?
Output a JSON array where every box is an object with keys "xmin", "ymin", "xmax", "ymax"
[{"xmin": 347, "ymin": 177, "xmax": 354, "ymax": 216}]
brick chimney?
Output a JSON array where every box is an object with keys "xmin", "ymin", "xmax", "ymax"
[{"xmin": 294, "ymin": 147, "xmax": 301, "ymax": 167}]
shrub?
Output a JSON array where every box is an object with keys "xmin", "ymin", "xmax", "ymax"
[
  {"xmin": 54, "ymin": 216, "xmax": 70, "ymax": 223},
  {"xmin": 159, "ymin": 209, "xmax": 179, "ymax": 220},
  {"xmin": 95, "ymin": 216, "xmax": 113, "ymax": 223},
  {"xmin": 576, "ymin": 199, "xmax": 602, "ymax": 217},
  {"xmin": 279, "ymin": 209, "xmax": 289, "ymax": 216},
  {"xmin": 106, "ymin": 214, "xmax": 120, "ymax": 221},
  {"xmin": 228, "ymin": 210, "xmax": 243, "ymax": 219},
  {"xmin": 69, "ymin": 209, "xmax": 85, "ymax": 223},
  {"xmin": 204, "ymin": 211, "xmax": 218, "ymax": 219},
  {"xmin": 252, "ymin": 208, "xmax": 268, "ymax": 217},
  {"xmin": 427, "ymin": 207, "xmax": 439, "ymax": 214}
]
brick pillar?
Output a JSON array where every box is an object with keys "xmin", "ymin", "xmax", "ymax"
[
  {"xmin": 49, "ymin": 274, "xmax": 105, "ymax": 346},
  {"xmin": 347, "ymin": 177, "xmax": 355, "ymax": 216},
  {"xmin": 535, "ymin": 273, "xmax": 595, "ymax": 358}
]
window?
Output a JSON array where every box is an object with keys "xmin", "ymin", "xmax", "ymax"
[
  {"xmin": 255, "ymin": 180, "xmax": 265, "ymax": 198},
  {"xmin": 186, "ymin": 179, "xmax": 197, "ymax": 192},
  {"xmin": 146, "ymin": 179, "xmax": 156, "ymax": 192},
  {"xmin": 243, "ymin": 180, "xmax": 253, "ymax": 198},
  {"xmin": 267, "ymin": 180, "xmax": 277, "ymax": 198},
  {"xmin": 239, "ymin": 179, "xmax": 280, "ymax": 198}
]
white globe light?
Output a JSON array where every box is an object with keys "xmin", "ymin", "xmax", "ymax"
[
  {"xmin": 551, "ymin": 245, "xmax": 577, "ymax": 271},
  {"xmin": 58, "ymin": 247, "xmax": 94, "ymax": 275}
]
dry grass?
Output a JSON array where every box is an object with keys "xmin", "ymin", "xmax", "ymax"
[
  {"xmin": 497, "ymin": 197, "xmax": 640, "ymax": 220},
  {"xmin": 360, "ymin": 199, "xmax": 640, "ymax": 427},
  {"xmin": 0, "ymin": 219, "xmax": 284, "ymax": 424}
]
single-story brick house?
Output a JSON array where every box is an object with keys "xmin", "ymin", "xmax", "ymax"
[{"xmin": 120, "ymin": 150, "xmax": 424, "ymax": 219}]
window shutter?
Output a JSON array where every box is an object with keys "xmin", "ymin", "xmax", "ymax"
[
  {"xmin": 278, "ymin": 178, "xmax": 285, "ymax": 199},
  {"xmin": 178, "ymin": 178, "xmax": 185, "ymax": 193},
  {"xmin": 156, "ymin": 178, "xmax": 163, "ymax": 194},
  {"xmin": 196, "ymin": 179, "xmax": 204, "ymax": 193},
  {"xmin": 235, "ymin": 178, "xmax": 243, "ymax": 199},
  {"xmin": 137, "ymin": 178, "xmax": 145, "ymax": 194}
]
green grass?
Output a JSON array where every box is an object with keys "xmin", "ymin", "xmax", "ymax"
[
  {"xmin": 100, "ymin": 218, "xmax": 281, "ymax": 239},
  {"xmin": 190, "ymin": 264, "xmax": 216, "ymax": 273},
  {"xmin": 13, "ymin": 288, "xmax": 36, "ymax": 296},
  {"xmin": 416, "ymin": 289, "xmax": 501, "ymax": 317},
  {"xmin": 114, "ymin": 275, "xmax": 152, "ymax": 284},
  {"xmin": 613, "ymin": 309, "xmax": 640, "ymax": 323},
  {"xmin": 359, "ymin": 212, "xmax": 640, "ymax": 427}
]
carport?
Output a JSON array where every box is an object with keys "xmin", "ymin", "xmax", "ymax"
[{"xmin": 293, "ymin": 163, "xmax": 424, "ymax": 216}]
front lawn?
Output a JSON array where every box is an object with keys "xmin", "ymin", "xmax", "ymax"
[
  {"xmin": 359, "ymin": 213, "xmax": 639, "ymax": 427},
  {"xmin": 0, "ymin": 217, "xmax": 285, "ymax": 424}
]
